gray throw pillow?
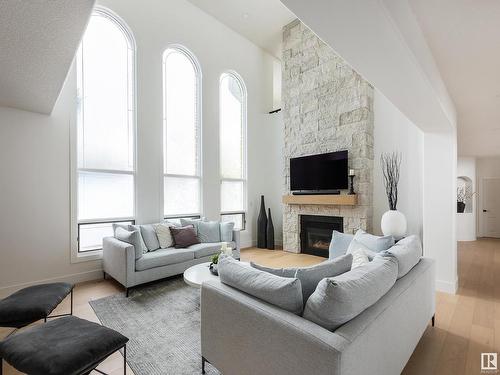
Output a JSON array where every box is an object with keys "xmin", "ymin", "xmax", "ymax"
[
  {"xmin": 112, "ymin": 223, "xmax": 129, "ymax": 236},
  {"xmin": 379, "ymin": 235, "xmax": 422, "ymax": 279},
  {"xmin": 139, "ymin": 224, "xmax": 160, "ymax": 251},
  {"xmin": 220, "ymin": 222, "xmax": 235, "ymax": 242},
  {"xmin": 170, "ymin": 225, "xmax": 200, "ymax": 248},
  {"xmin": 295, "ymin": 254, "xmax": 353, "ymax": 302},
  {"xmin": 114, "ymin": 227, "xmax": 143, "ymax": 260},
  {"xmin": 250, "ymin": 263, "xmax": 296, "ymax": 278},
  {"xmin": 353, "ymin": 229, "xmax": 395, "ymax": 253},
  {"xmin": 303, "ymin": 256, "xmax": 398, "ymax": 331},
  {"xmin": 218, "ymin": 256, "xmax": 303, "ymax": 315},
  {"xmin": 197, "ymin": 221, "xmax": 221, "ymax": 243},
  {"xmin": 128, "ymin": 224, "xmax": 148, "ymax": 254},
  {"xmin": 329, "ymin": 231, "xmax": 354, "ymax": 259},
  {"xmin": 252, "ymin": 254, "xmax": 353, "ymax": 302},
  {"xmin": 180, "ymin": 218, "xmax": 205, "ymax": 235}
]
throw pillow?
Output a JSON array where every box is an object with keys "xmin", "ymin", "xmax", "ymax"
[
  {"xmin": 153, "ymin": 223, "xmax": 175, "ymax": 248},
  {"xmin": 128, "ymin": 224, "xmax": 148, "ymax": 254},
  {"xmin": 329, "ymin": 230, "xmax": 354, "ymax": 259},
  {"xmin": 251, "ymin": 254, "xmax": 353, "ymax": 302},
  {"xmin": 170, "ymin": 225, "xmax": 200, "ymax": 248},
  {"xmin": 218, "ymin": 256, "xmax": 304, "ymax": 315},
  {"xmin": 294, "ymin": 254, "xmax": 353, "ymax": 302},
  {"xmin": 139, "ymin": 224, "xmax": 161, "ymax": 252},
  {"xmin": 347, "ymin": 238, "xmax": 376, "ymax": 265},
  {"xmin": 197, "ymin": 221, "xmax": 221, "ymax": 243},
  {"xmin": 379, "ymin": 235, "xmax": 422, "ymax": 279},
  {"xmin": 220, "ymin": 222, "xmax": 235, "ymax": 242},
  {"xmin": 303, "ymin": 256, "xmax": 398, "ymax": 331},
  {"xmin": 250, "ymin": 263, "xmax": 296, "ymax": 278},
  {"xmin": 180, "ymin": 218, "xmax": 206, "ymax": 235},
  {"xmin": 114, "ymin": 227, "xmax": 143, "ymax": 260},
  {"xmin": 353, "ymin": 229, "xmax": 395, "ymax": 253}
]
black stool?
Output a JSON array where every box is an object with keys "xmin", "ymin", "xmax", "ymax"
[
  {"xmin": 0, "ymin": 316, "xmax": 128, "ymax": 375},
  {"xmin": 0, "ymin": 282, "xmax": 73, "ymax": 334}
]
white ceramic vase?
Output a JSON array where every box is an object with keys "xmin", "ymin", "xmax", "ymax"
[{"xmin": 381, "ymin": 210, "xmax": 407, "ymax": 239}]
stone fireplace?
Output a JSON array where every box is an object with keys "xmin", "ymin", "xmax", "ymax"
[{"xmin": 282, "ymin": 20, "xmax": 374, "ymax": 253}]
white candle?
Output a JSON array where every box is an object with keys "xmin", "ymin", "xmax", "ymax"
[{"xmin": 349, "ymin": 169, "xmax": 355, "ymax": 176}]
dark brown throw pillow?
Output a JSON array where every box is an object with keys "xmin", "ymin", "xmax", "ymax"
[{"xmin": 170, "ymin": 225, "xmax": 200, "ymax": 248}]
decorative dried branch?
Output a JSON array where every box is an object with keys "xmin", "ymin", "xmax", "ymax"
[{"xmin": 381, "ymin": 152, "xmax": 402, "ymax": 210}]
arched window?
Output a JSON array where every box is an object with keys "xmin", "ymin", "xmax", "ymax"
[
  {"xmin": 219, "ymin": 72, "xmax": 247, "ymax": 229},
  {"xmin": 74, "ymin": 7, "xmax": 136, "ymax": 254},
  {"xmin": 163, "ymin": 46, "xmax": 202, "ymax": 218}
]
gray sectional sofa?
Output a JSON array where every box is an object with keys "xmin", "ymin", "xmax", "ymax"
[
  {"xmin": 201, "ymin": 235, "xmax": 435, "ymax": 375},
  {"xmin": 102, "ymin": 229, "xmax": 240, "ymax": 295}
]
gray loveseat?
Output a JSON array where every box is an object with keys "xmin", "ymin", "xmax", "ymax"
[
  {"xmin": 103, "ymin": 230, "xmax": 240, "ymax": 295},
  {"xmin": 201, "ymin": 256, "xmax": 435, "ymax": 375}
]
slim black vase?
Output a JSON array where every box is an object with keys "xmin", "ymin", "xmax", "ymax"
[
  {"xmin": 257, "ymin": 195, "xmax": 267, "ymax": 248},
  {"xmin": 266, "ymin": 208, "xmax": 275, "ymax": 250}
]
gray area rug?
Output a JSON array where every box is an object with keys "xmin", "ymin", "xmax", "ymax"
[{"xmin": 89, "ymin": 277, "xmax": 219, "ymax": 375}]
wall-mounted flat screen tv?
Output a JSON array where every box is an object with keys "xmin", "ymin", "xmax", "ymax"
[{"xmin": 290, "ymin": 150, "xmax": 348, "ymax": 191}]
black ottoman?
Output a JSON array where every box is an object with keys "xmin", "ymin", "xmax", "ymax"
[
  {"xmin": 0, "ymin": 282, "xmax": 73, "ymax": 329},
  {"xmin": 0, "ymin": 316, "xmax": 129, "ymax": 375}
]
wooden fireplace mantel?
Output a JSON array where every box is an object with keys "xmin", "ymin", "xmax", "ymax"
[{"xmin": 282, "ymin": 194, "xmax": 358, "ymax": 206}]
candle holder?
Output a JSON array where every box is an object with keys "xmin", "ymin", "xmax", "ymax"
[{"xmin": 349, "ymin": 174, "xmax": 355, "ymax": 195}]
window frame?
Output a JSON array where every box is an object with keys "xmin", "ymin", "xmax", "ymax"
[
  {"xmin": 162, "ymin": 45, "xmax": 203, "ymax": 218},
  {"xmin": 70, "ymin": 6, "xmax": 137, "ymax": 263},
  {"xmin": 219, "ymin": 71, "xmax": 248, "ymax": 229}
]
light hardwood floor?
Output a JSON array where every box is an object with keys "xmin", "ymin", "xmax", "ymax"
[{"xmin": 1, "ymin": 239, "xmax": 499, "ymax": 374}]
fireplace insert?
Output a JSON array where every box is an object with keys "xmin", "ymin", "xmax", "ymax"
[{"xmin": 300, "ymin": 215, "xmax": 343, "ymax": 257}]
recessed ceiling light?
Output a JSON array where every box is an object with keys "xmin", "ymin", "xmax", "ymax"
[{"xmin": 242, "ymin": 13, "xmax": 250, "ymax": 19}]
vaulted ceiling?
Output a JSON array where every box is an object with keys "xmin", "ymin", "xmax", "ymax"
[
  {"xmin": 0, "ymin": 0, "xmax": 95, "ymax": 114},
  {"xmin": 186, "ymin": 0, "xmax": 295, "ymax": 59}
]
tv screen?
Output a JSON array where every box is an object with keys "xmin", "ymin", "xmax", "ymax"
[{"xmin": 290, "ymin": 151, "xmax": 348, "ymax": 191}]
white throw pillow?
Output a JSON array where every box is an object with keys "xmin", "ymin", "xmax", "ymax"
[
  {"xmin": 347, "ymin": 239, "xmax": 370, "ymax": 269},
  {"xmin": 153, "ymin": 223, "xmax": 175, "ymax": 248}
]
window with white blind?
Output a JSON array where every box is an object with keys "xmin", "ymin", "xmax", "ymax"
[
  {"xmin": 163, "ymin": 46, "xmax": 202, "ymax": 218},
  {"xmin": 219, "ymin": 72, "xmax": 247, "ymax": 230},
  {"xmin": 73, "ymin": 7, "xmax": 136, "ymax": 255}
]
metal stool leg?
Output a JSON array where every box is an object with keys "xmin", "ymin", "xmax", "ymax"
[
  {"xmin": 124, "ymin": 344, "xmax": 127, "ymax": 375},
  {"xmin": 1, "ymin": 357, "xmax": 3, "ymax": 375}
]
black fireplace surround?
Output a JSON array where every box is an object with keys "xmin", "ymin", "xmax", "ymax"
[{"xmin": 300, "ymin": 215, "xmax": 343, "ymax": 257}]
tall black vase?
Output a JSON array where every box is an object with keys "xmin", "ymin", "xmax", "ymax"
[
  {"xmin": 267, "ymin": 208, "xmax": 275, "ymax": 250},
  {"xmin": 257, "ymin": 195, "xmax": 267, "ymax": 248}
]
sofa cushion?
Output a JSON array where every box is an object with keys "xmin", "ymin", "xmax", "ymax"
[
  {"xmin": 135, "ymin": 248, "xmax": 194, "ymax": 271},
  {"xmin": 189, "ymin": 242, "xmax": 236, "ymax": 259},
  {"xmin": 220, "ymin": 222, "xmax": 235, "ymax": 242},
  {"xmin": 251, "ymin": 254, "xmax": 353, "ymax": 302},
  {"xmin": 115, "ymin": 227, "xmax": 143, "ymax": 260},
  {"xmin": 198, "ymin": 221, "xmax": 221, "ymax": 243},
  {"xmin": 139, "ymin": 224, "xmax": 160, "ymax": 251},
  {"xmin": 112, "ymin": 223, "xmax": 129, "ymax": 236},
  {"xmin": 153, "ymin": 222, "xmax": 175, "ymax": 248},
  {"xmin": 127, "ymin": 225, "xmax": 148, "ymax": 254},
  {"xmin": 379, "ymin": 235, "xmax": 422, "ymax": 279},
  {"xmin": 353, "ymin": 229, "xmax": 394, "ymax": 252},
  {"xmin": 303, "ymin": 256, "xmax": 398, "ymax": 330},
  {"xmin": 329, "ymin": 230, "xmax": 354, "ymax": 259},
  {"xmin": 347, "ymin": 239, "xmax": 374, "ymax": 267},
  {"xmin": 218, "ymin": 256, "xmax": 304, "ymax": 315},
  {"xmin": 171, "ymin": 226, "xmax": 200, "ymax": 248}
]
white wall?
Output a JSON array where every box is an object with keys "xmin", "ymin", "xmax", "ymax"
[
  {"xmin": 423, "ymin": 131, "xmax": 458, "ymax": 293},
  {"xmin": 476, "ymin": 157, "xmax": 500, "ymax": 237},
  {"xmin": 456, "ymin": 157, "xmax": 476, "ymax": 241},
  {"xmin": 0, "ymin": 0, "xmax": 283, "ymax": 296},
  {"xmin": 373, "ymin": 90, "xmax": 423, "ymax": 238}
]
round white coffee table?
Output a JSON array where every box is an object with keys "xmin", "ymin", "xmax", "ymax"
[{"xmin": 183, "ymin": 262, "xmax": 219, "ymax": 288}]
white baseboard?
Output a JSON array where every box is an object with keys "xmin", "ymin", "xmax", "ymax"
[
  {"xmin": 0, "ymin": 269, "xmax": 103, "ymax": 298},
  {"xmin": 436, "ymin": 278, "xmax": 458, "ymax": 294}
]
